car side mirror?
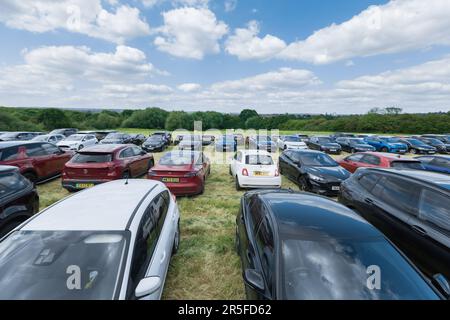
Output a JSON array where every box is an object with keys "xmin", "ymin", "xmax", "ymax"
[
  {"xmin": 244, "ymin": 269, "xmax": 265, "ymax": 292},
  {"xmin": 433, "ymin": 274, "xmax": 450, "ymax": 298},
  {"xmin": 141, "ymin": 151, "xmax": 147, "ymax": 156},
  {"xmin": 135, "ymin": 276, "xmax": 161, "ymax": 299}
]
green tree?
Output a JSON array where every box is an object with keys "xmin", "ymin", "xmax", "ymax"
[
  {"xmin": 122, "ymin": 108, "xmax": 168, "ymax": 129},
  {"xmin": 38, "ymin": 108, "xmax": 72, "ymax": 130},
  {"xmin": 165, "ymin": 111, "xmax": 194, "ymax": 131},
  {"xmin": 239, "ymin": 109, "xmax": 259, "ymax": 126}
]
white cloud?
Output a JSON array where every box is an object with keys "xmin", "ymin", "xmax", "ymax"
[
  {"xmin": 141, "ymin": 0, "xmax": 209, "ymax": 8},
  {"xmin": 178, "ymin": 83, "xmax": 202, "ymax": 92},
  {"xmin": 224, "ymin": 0, "xmax": 237, "ymax": 12},
  {"xmin": 154, "ymin": 7, "xmax": 228, "ymax": 59},
  {"xmin": 0, "ymin": 0, "xmax": 150, "ymax": 43},
  {"xmin": 225, "ymin": 21, "xmax": 286, "ymax": 60},
  {"xmin": 281, "ymin": 0, "xmax": 450, "ymax": 64}
]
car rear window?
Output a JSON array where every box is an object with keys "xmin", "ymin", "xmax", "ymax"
[
  {"xmin": 246, "ymin": 155, "xmax": 273, "ymax": 165},
  {"xmin": 0, "ymin": 172, "xmax": 29, "ymax": 200},
  {"xmin": 391, "ymin": 161, "xmax": 424, "ymax": 170},
  {"xmin": 0, "ymin": 147, "xmax": 20, "ymax": 161},
  {"xmin": 72, "ymin": 153, "xmax": 113, "ymax": 163},
  {"xmin": 419, "ymin": 189, "xmax": 450, "ymax": 232}
]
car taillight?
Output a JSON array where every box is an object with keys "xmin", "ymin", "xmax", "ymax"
[
  {"xmin": 148, "ymin": 170, "xmax": 157, "ymax": 177},
  {"xmin": 242, "ymin": 168, "xmax": 249, "ymax": 176},
  {"xmin": 185, "ymin": 171, "xmax": 200, "ymax": 178}
]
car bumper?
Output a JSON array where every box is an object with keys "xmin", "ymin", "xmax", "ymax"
[
  {"xmin": 310, "ymin": 180, "xmax": 342, "ymax": 196},
  {"xmin": 239, "ymin": 176, "xmax": 282, "ymax": 189},
  {"xmin": 285, "ymin": 146, "xmax": 308, "ymax": 150},
  {"xmin": 322, "ymin": 149, "xmax": 342, "ymax": 155},
  {"xmin": 142, "ymin": 146, "xmax": 163, "ymax": 152},
  {"xmin": 148, "ymin": 177, "xmax": 203, "ymax": 196},
  {"xmin": 62, "ymin": 178, "xmax": 115, "ymax": 191}
]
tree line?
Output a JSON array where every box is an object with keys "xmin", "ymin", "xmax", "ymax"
[{"xmin": 1, "ymin": 106, "xmax": 450, "ymax": 134}]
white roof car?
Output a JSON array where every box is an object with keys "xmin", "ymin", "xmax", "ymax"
[
  {"xmin": 278, "ymin": 135, "xmax": 308, "ymax": 151},
  {"xmin": 57, "ymin": 134, "xmax": 98, "ymax": 151},
  {"xmin": 230, "ymin": 150, "xmax": 281, "ymax": 190},
  {"xmin": 0, "ymin": 179, "xmax": 180, "ymax": 300},
  {"xmin": 32, "ymin": 134, "xmax": 65, "ymax": 144}
]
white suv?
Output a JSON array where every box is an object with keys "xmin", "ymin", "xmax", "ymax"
[{"xmin": 57, "ymin": 134, "xmax": 98, "ymax": 151}]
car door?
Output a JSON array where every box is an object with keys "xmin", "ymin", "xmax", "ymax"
[
  {"xmin": 339, "ymin": 154, "xmax": 365, "ymax": 172},
  {"xmin": 41, "ymin": 143, "xmax": 67, "ymax": 176},
  {"xmin": 407, "ymin": 188, "xmax": 450, "ymax": 279},
  {"xmin": 231, "ymin": 151, "xmax": 242, "ymax": 176},
  {"xmin": 24, "ymin": 143, "xmax": 52, "ymax": 178},
  {"xmin": 428, "ymin": 158, "xmax": 450, "ymax": 174},
  {"xmin": 131, "ymin": 146, "xmax": 148, "ymax": 175},
  {"xmin": 119, "ymin": 147, "xmax": 138, "ymax": 177},
  {"xmin": 359, "ymin": 154, "xmax": 381, "ymax": 169}
]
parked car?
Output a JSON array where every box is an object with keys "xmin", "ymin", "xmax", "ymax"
[
  {"xmin": 148, "ymin": 151, "xmax": 210, "ymax": 196},
  {"xmin": 236, "ymin": 189, "xmax": 445, "ymax": 300},
  {"xmin": 247, "ymin": 136, "xmax": 277, "ymax": 153},
  {"xmin": 178, "ymin": 135, "xmax": 203, "ymax": 151},
  {"xmin": 57, "ymin": 134, "xmax": 98, "ymax": 151},
  {"xmin": 62, "ymin": 144, "xmax": 154, "ymax": 192},
  {"xmin": 416, "ymin": 155, "xmax": 450, "ymax": 175},
  {"xmin": 364, "ymin": 136, "xmax": 408, "ymax": 154},
  {"xmin": 152, "ymin": 131, "xmax": 171, "ymax": 146},
  {"xmin": 0, "ymin": 132, "xmax": 39, "ymax": 142},
  {"xmin": 100, "ymin": 133, "xmax": 133, "ymax": 145},
  {"xmin": 306, "ymin": 136, "xmax": 342, "ymax": 155},
  {"xmin": 230, "ymin": 150, "xmax": 281, "ymax": 190},
  {"xmin": 422, "ymin": 134, "xmax": 450, "ymax": 144},
  {"xmin": 338, "ymin": 152, "xmax": 425, "ymax": 173},
  {"xmin": 277, "ymin": 135, "xmax": 308, "ymax": 151},
  {"xmin": 0, "ymin": 166, "xmax": 39, "ymax": 237},
  {"xmin": 142, "ymin": 135, "xmax": 167, "ymax": 153},
  {"xmin": 32, "ymin": 134, "xmax": 65, "ymax": 144},
  {"xmin": 279, "ymin": 150, "xmax": 350, "ymax": 196},
  {"xmin": 331, "ymin": 132, "xmax": 356, "ymax": 141},
  {"xmin": 415, "ymin": 137, "xmax": 450, "ymax": 154},
  {"xmin": 335, "ymin": 137, "xmax": 375, "ymax": 153},
  {"xmin": 202, "ymin": 135, "xmax": 216, "ymax": 146},
  {"xmin": 49, "ymin": 128, "xmax": 78, "ymax": 137},
  {"xmin": 295, "ymin": 134, "xmax": 310, "ymax": 142},
  {"xmin": 233, "ymin": 133, "xmax": 245, "ymax": 145},
  {"xmin": 339, "ymin": 168, "xmax": 450, "ymax": 282},
  {"xmin": 0, "ymin": 179, "xmax": 180, "ymax": 300},
  {"xmin": 0, "ymin": 141, "xmax": 73, "ymax": 184},
  {"xmin": 93, "ymin": 130, "xmax": 118, "ymax": 141},
  {"xmin": 215, "ymin": 135, "xmax": 237, "ymax": 152},
  {"xmin": 399, "ymin": 138, "xmax": 437, "ymax": 154},
  {"xmin": 130, "ymin": 134, "xmax": 146, "ymax": 146}
]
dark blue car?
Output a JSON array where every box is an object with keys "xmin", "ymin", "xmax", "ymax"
[{"xmin": 416, "ymin": 155, "xmax": 450, "ymax": 175}]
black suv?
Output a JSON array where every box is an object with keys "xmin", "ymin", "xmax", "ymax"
[
  {"xmin": 339, "ymin": 168, "xmax": 450, "ymax": 281},
  {"xmin": 0, "ymin": 166, "xmax": 39, "ymax": 237},
  {"xmin": 306, "ymin": 136, "xmax": 342, "ymax": 155}
]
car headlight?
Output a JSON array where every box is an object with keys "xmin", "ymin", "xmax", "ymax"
[{"xmin": 309, "ymin": 174, "xmax": 326, "ymax": 182}]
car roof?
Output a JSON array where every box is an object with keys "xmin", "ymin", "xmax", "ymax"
[
  {"xmin": 0, "ymin": 141, "xmax": 40, "ymax": 149},
  {"xmin": 361, "ymin": 152, "xmax": 419, "ymax": 162},
  {"xmin": 286, "ymin": 149, "xmax": 324, "ymax": 155},
  {"xmin": 239, "ymin": 150, "xmax": 271, "ymax": 156},
  {"xmin": 365, "ymin": 168, "xmax": 450, "ymax": 190},
  {"xmin": 0, "ymin": 165, "xmax": 19, "ymax": 173},
  {"xmin": 22, "ymin": 180, "xmax": 164, "ymax": 231},
  {"xmin": 257, "ymin": 191, "xmax": 381, "ymax": 239},
  {"xmin": 417, "ymin": 155, "xmax": 450, "ymax": 160},
  {"xmin": 78, "ymin": 144, "xmax": 129, "ymax": 153}
]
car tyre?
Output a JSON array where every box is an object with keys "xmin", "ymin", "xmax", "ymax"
[
  {"xmin": 235, "ymin": 176, "xmax": 242, "ymax": 191},
  {"xmin": 172, "ymin": 222, "xmax": 180, "ymax": 255},
  {"xmin": 381, "ymin": 147, "xmax": 388, "ymax": 153},
  {"xmin": 235, "ymin": 228, "xmax": 240, "ymax": 254},
  {"xmin": 23, "ymin": 172, "xmax": 37, "ymax": 185},
  {"xmin": 78, "ymin": 145, "xmax": 84, "ymax": 151},
  {"xmin": 410, "ymin": 148, "xmax": 417, "ymax": 154},
  {"xmin": 298, "ymin": 176, "xmax": 310, "ymax": 192},
  {"xmin": 350, "ymin": 148, "xmax": 356, "ymax": 153},
  {"xmin": 148, "ymin": 159, "xmax": 154, "ymax": 170}
]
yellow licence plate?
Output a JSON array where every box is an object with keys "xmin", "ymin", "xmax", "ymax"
[
  {"xmin": 76, "ymin": 183, "xmax": 95, "ymax": 189},
  {"xmin": 162, "ymin": 178, "xmax": 180, "ymax": 183},
  {"xmin": 254, "ymin": 171, "xmax": 270, "ymax": 177}
]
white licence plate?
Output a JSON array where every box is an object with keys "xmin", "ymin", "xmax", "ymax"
[
  {"xmin": 330, "ymin": 149, "xmax": 337, "ymax": 152},
  {"xmin": 332, "ymin": 186, "xmax": 340, "ymax": 191}
]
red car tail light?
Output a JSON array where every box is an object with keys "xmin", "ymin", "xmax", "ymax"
[
  {"xmin": 184, "ymin": 171, "xmax": 200, "ymax": 178},
  {"xmin": 242, "ymin": 168, "xmax": 249, "ymax": 176},
  {"xmin": 148, "ymin": 170, "xmax": 158, "ymax": 177}
]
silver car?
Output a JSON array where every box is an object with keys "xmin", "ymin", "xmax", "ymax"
[{"xmin": 0, "ymin": 179, "xmax": 180, "ymax": 300}]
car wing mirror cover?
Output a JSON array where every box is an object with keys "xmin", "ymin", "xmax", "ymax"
[
  {"xmin": 135, "ymin": 276, "xmax": 162, "ymax": 299},
  {"xmin": 244, "ymin": 269, "xmax": 265, "ymax": 292},
  {"xmin": 433, "ymin": 274, "xmax": 450, "ymax": 298}
]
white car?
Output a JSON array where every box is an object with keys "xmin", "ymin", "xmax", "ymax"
[
  {"xmin": 278, "ymin": 135, "xmax": 308, "ymax": 151},
  {"xmin": 57, "ymin": 134, "xmax": 97, "ymax": 151},
  {"xmin": 0, "ymin": 179, "xmax": 180, "ymax": 300},
  {"xmin": 32, "ymin": 134, "xmax": 65, "ymax": 144},
  {"xmin": 230, "ymin": 150, "xmax": 281, "ymax": 190}
]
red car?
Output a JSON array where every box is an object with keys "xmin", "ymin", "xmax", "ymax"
[
  {"xmin": 148, "ymin": 151, "xmax": 211, "ymax": 196},
  {"xmin": 62, "ymin": 144, "xmax": 154, "ymax": 191},
  {"xmin": 338, "ymin": 152, "xmax": 424, "ymax": 173},
  {"xmin": 0, "ymin": 141, "xmax": 73, "ymax": 184}
]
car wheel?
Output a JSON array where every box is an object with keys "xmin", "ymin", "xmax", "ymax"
[
  {"xmin": 229, "ymin": 166, "xmax": 233, "ymax": 176},
  {"xmin": 122, "ymin": 170, "xmax": 130, "ymax": 179},
  {"xmin": 148, "ymin": 159, "xmax": 154, "ymax": 170},
  {"xmin": 78, "ymin": 145, "xmax": 84, "ymax": 151},
  {"xmin": 381, "ymin": 147, "xmax": 388, "ymax": 153},
  {"xmin": 23, "ymin": 172, "xmax": 37, "ymax": 185},
  {"xmin": 172, "ymin": 222, "xmax": 180, "ymax": 255},
  {"xmin": 410, "ymin": 148, "xmax": 417, "ymax": 154},
  {"xmin": 350, "ymin": 148, "xmax": 356, "ymax": 153},
  {"xmin": 235, "ymin": 176, "xmax": 242, "ymax": 191},
  {"xmin": 298, "ymin": 176, "xmax": 310, "ymax": 192},
  {"xmin": 235, "ymin": 227, "xmax": 240, "ymax": 254}
]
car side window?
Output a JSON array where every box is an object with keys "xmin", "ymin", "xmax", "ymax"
[
  {"xmin": 131, "ymin": 146, "xmax": 143, "ymax": 156},
  {"xmin": 42, "ymin": 143, "xmax": 60, "ymax": 154},
  {"xmin": 361, "ymin": 155, "xmax": 381, "ymax": 165},
  {"xmin": 120, "ymin": 148, "xmax": 134, "ymax": 158},
  {"xmin": 0, "ymin": 147, "xmax": 19, "ymax": 161},
  {"xmin": 417, "ymin": 157, "xmax": 433, "ymax": 164},
  {"xmin": 431, "ymin": 158, "xmax": 450, "ymax": 169},
  {"xmin": 255, "ymin": 215, "xmax": 275, "ymax": 292},
  {"xmin": 374, "ymin": 176, "xmax": 421, "ymax": 215},
  {"xmin": 248, "ymin": 196, "xmax": 265, "ymax": 233},
  {"xmin": 358, "ymin": 173, "xmax": 381, "ymax": 191},
  {"xmin": 347, "ymin": 154, "xmax": 364, "ymax": 162},
  {"xmin": 419, "ymin": 189, "xmax": 450, "ymax": 232},
  {"xmin": 25, "ymin": 143, "xmax": 47, "ymax": 157}
]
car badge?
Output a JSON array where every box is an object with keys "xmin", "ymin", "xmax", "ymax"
[{"xmin": 84, "ymin": 169, "xmax": 88, "ymax": 174}]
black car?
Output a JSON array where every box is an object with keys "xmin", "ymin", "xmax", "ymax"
[
  {"xmin": 142, "ymin": 135, "xmax": 167, "ymax": 152},
  {"xmin": 339, "ymin": 168, "xmax": 450, "ymax": 281},
  {"xmin": 130, "ymin": 134, "xmax": 146, "ymax": 146},
  {"xmin": 416, "ymin": 155, "xmax": 450, "ymax": 175},
  {"xmin": 414, "ymin": 137, "xmax": 450, "ymax": 154},
  {"xmin": 422, "ymin": 134, "xmax": 450, "ymax": 144},
  {"xmin": 0, "ymin": 132, "xmax": 39, "ymax": 142},
  {"xmin": 335, "ymin": 137, "xmax": 376, "ymax": 153},
  {"xmin": 235, "ymin": 189, "xmax": 445, "ymax": 300},
  {"xmin": 0, "ymin": 166, "xmax": 39, "ymax": 237},
  {"xmin": 399, "ymin": 138, "xmax": 437, "ymax": 155},
  {"xmin": 100, "ymin": 132, "xmax": 133, "ymax": 145},
  {"xmin": 153, "ymin": 131, "xmax": 171, "ymax": 146},
  {"xmin": 279, "ymin": 150, "xmax": 351, "ymax": 196},
  {"xmin": 295, "ymin": 134, "xmax": 309, "ymax": 142},
  {"xmin": 306, "ymin": 136, "xmax": 342, "ymax": 155},
  {"xmin": 49, "ymin": 128, "xmax": 78, "ymax": 137},
  {"xmin": 331, "ymin": 132, "xmax": 356, "ymax": 141}
]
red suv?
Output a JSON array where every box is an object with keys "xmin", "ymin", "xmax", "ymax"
[
  {"xmin": 62, "ymin": 144, "xmax": 154, "ymax": 191},
  {"xmin": 338, "ymin": 152, "xmax": 425, "ymax": 173},
  {"xmin": 0, "ymin": 142, "xmax": 73, "ymax": 183}
]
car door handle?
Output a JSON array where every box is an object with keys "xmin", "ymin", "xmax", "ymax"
[
  {"xmin": 412, "ymin": 225, "xmax": 427, "ymax": 236},
  {"xmin": 364, "ymin": 198, "xmax": 374, "ymax": 205}
]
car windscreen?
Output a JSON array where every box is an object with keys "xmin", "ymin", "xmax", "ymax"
[
  {"xmin": 32, "ymin": 135, "xmax": 49, "ymax": 142},
  {"xmin": 72, "ymin": 153, "xmax": 113, "ymax": 163},
  {"xmin": 349, "ymin": 139, "xmax": 366, "ymax": 145},
  {"xmin": 0, "ymin": 172, "xmax": 29, "ymax": 200},
  {"xmin": 426, "ymin": 138, "xmax": 444, "ymax": 146},
  {"xmin": 0, "ymin": 231, "xmax": 128, "ymax": 300},
  {"xmin": 407, "ymin": 139, "xmax": 429, "ymax": 147},
  {"xmin": 391, "ymin": 161, "xmax": 424, "ymax": 170},
  {"xmin": 281, "ymin": 238, "xmax": 440, "ymax": 300},
  {"xmin": 381, "ymin": 138, "xmax": 401, "ymax": 143},
  {"xmin": 64, "ymin": 135, "xmax": 84, "ymax": 141},
  {"xmin": 0, "ymin": 133, "xmax": 18, "ymax": 138},
  {"xmin": 146, "ymin": 137, "xmax": 163, "ymax": 143},
  {"xmin": 317, "ymin": 137, "xmax": 333, "ymax": 144},
  {"xmin": 256, "ymin": 136, "xmax": 271, "ymax": 142},
  {"xmin": 298, "ymin": 153, "xmax": 338, "ymax": 167},
  {"xmin": 284, "ymin": 136, "xmax": 301, "ymax": 142},
  {"xmin": 246, "ymin": 155, "xmax": 274, "ymax": 165},
  {"xmin": 159, "ymin": 152, "xmax": 197, "ymax": 166},
  {"xmin": 105, "ymin": 133, "xmax": 125, "ymax": 139}
]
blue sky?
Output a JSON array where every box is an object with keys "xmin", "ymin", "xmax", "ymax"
[{"xmin": 0, "ymin": 0, "xmax": 449, "ymax": 114}]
